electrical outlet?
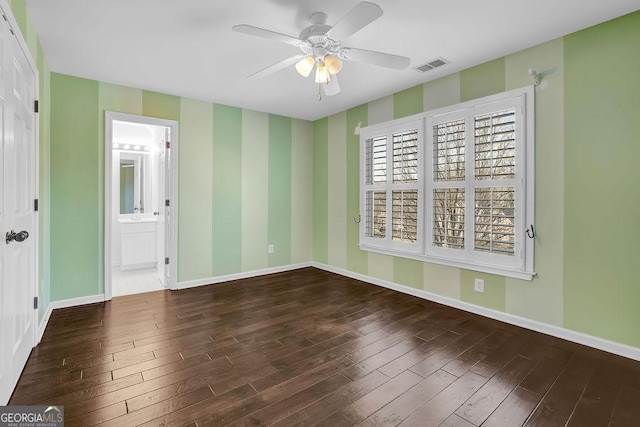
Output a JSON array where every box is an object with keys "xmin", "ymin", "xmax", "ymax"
[
  {"xmin": 268, "ymin": 244, "xmax": 274, "ymax": 254},
  {"xmin": 474, "ymin": 278, "xmax": 485, "ymax": 293}
]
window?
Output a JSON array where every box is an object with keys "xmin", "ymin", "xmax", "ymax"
[
  {"xmin": 361, "ymin": 119, "xmax": 423, "ymax": 253},
  {"xmin": 360, "ymin": 87, "xmax": 534, "ymax": 280}
]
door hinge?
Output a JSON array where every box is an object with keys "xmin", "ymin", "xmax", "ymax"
[
  {"xmin": 34, "ymin": 100, "xmax": 39, "ymax": 113},
  {"xmin": 166, "ymin": 141, "xmax": 170, "ymax": 149},
  {"xmin": 165, "ymin": 257, "xmax": 169, "ymax": 265},
  {"xmin": 34, "ymin": 199, "xmax": 38, "ymax": 211},
  {"xmin": 165, "ymin": 199, "xmax": 170, "ymax": 207},
  {"xmin": 33, "ymin": 297, "xmax": 38, "ymax": 309}
]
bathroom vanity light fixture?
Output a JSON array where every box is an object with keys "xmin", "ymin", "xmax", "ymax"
[{"xmin": 113, "ymin": 142, "xmax": 153, "ymax": 153}]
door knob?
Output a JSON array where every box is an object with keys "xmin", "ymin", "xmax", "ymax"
[
  {"xmin": 14, "ymin": 230, "xmax": 29, "ymax": 242},
  {"xmin": 6, "ymin": 230, "xmax": 28, "ymax": 244}
]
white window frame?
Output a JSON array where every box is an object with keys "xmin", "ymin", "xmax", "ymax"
[
  {"xmin": 359, "ymin": 86, "xmax": 535, "ymax": 280},
  {"xmin": 360, "ymin": 117, "xmax": 424, "ymax": 255}
]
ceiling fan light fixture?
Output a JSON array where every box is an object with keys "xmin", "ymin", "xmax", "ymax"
[
  {"xmin": 295, "ymin": 56, "xmax": 315, "ymax": 77},
  {"xmin": 315, "ymin": 60, "xmax": 330, "ymax": 84},
  {"xmin": 324, "ymin": 54, "xmax": 343, "ymax": 75}
]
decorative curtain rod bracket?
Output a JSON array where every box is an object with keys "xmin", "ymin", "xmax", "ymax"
[
  {"xmin": 526, "ymin": 225, "xmax": 535, "ymax": 239},
  {"xmin": 528, "ymin": 68, "xmax": 540, "ymax": 86}
]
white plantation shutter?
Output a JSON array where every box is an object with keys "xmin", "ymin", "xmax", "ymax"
[
  {"xmin": 470, "ymin": 98, "xmax": 524, "ymax": 269},
  {"xmin": 360, "ymin": 119, "xmax": 423, "ymax": 252},
  {"xmin": 433, "ymin": 188, "xmax": 465, "ymax": 249},
  {"xmin": 360, "ymin": 87, "xmax": 534, "ymax": 280},
  {"xmin": 427, "ymin": 111, "xmax": 468, "ymax": 260},
  {"xmin": 474, "ymin": 187, "xmax": 515, "ymax": 255},
  {"xmin": 393, "ymin": 130, "xmax": 418, "ymax": 183},
  {"xmin": 392, "ymin": 190, "xmax": 418, "ymax": 243},
  {"xmin": 366, "ymin": 136, "xmax": 387, "ymax": 184},
  {"xmin": 365, "ymin": 190, "xmax": 386, "ymax": 239}
]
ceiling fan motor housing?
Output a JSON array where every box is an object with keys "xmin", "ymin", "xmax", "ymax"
[{"xmin": 298, "ymin": 24, "xmax": 341, "ymax": 60}]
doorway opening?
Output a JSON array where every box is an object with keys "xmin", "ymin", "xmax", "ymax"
[{"xmin": 104, "ymin": 112, "xmax": 178, "ymax": 299}]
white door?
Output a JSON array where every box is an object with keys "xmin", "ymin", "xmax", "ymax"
[
  {"xmin": 0, "ymin": 13, "xmax": 37, "ymax": 405},
  {"xmin": 163, "ymin": 128, "xmax": 172, "ymax": 286},
  {"xmin": 156, "ymin": 130, "xmax": 166, "ymax": 285}
]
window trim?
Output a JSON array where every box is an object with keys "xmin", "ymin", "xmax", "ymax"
[{"xmin": 359, "ymin": 86, "xmax": 536, "ymax": 281}]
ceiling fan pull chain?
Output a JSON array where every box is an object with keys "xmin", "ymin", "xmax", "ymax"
[{"xmin": 318, "ymin": 83, "xmax": 322, "ymax": 102}]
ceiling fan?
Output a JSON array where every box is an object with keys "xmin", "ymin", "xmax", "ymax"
[{"xmin": 232, "ymin": 1, "xmax": 410, "ymax": 100}]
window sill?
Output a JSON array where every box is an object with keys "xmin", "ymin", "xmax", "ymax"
[{"xmin": 358, "ymin": 244, "xmax": 536, "ymax": 281}]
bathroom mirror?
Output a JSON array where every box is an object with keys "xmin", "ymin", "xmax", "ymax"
[{"xmin": 119, "ymin": 153, "xmax": 146, "ymax": 214}]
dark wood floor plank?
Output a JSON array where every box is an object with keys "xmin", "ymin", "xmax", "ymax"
[
  {"xmin": 397, "ymin": 371, "xmax": 487, "ymax": 427},
  {"xmin": 62, "ymin": 356, "xmax": 233, "ymax": 419},
  {"xmin": 140, "ymin": 352, "xmax": 211, "ymax": 381},
  {"xmin": 469, "ymin": 332, "xmax": 531, "ymax": 378},
  {"xmin": 409, "ymin": 330, "xmax": 489, "ymax": 378},
  {"xmin": 378, "ymin": 330, "xmax": 461, "ymax": 378},
  {"xmin": 482, "ymin": 386, "xmax": 541, "ymax": 427},
  {"xmin": 39, "ymin": 373, "xmax": 144, "ymax": 408},
  {"xmin": 80, "ymin": 351, "xmax": 156, "ymax": 378},
  {"xmin": 524, "ymin": 352, "xmax": 600, "ymax": 426},
  {"xmin": 518, "ymin": 346, "xmax": 572, "ymax": 395},
  {"xmin": 455, "ymin": 355, "xmax": 536, "ymax": 425},
  {"xmin": 609, "ymin": 385, "xmax": 640, "ymax": 426},
  {"xmin": 138, "ymin": 384, "xmax": 257, "ymax": 427},
  {"xmin": 226, "ymin": 374, "xmax": 352, "ymax": 426},
  {"xmin": 7, "ymin": 268, "xmax": 640, "ymax": 426},
  {"xmin": 565, "ymin": 357, "xmax": 627, "ymax": 426},
  {"xmin": 65, "ymin": 401, "xmax": 127, "ymax": 427},
  {"xmin": 271, "ymin": 371, "xmax": 390, "ymax": 427},
  {"xmin": 439, "ymin": 414, "xmax": 475, "ymax": 427},
  {"xmin": 270, "ymin": 330, "xmax": 362, "ymax": 369},
  {"xmin": 343, "ymin": 336, "xmax": 427, "ymax": 381},
  {"xmin": 441, "ymin": 329, "xmax": 512, "ymax": 377},
  {"xmin": 9, "ymin": 371, "xmax": 114, "ymax": 406},
  {"xmin": 199, "ymin": 358, "xmax": 363, "ymax": 426},
  {"xmin": 250, "ymin": 354, "xmax": 353, "ymax": 394},
  {"xmin": 315, "ymin": 370, "xmax": 424, "ymax": 426},
  {"xmin": 101, "ymin": 386, "xmax": 214, "ymax": 427},
  {"xmin": 362, "ymin": 369, "xmax": 456, "ymax": 426}
]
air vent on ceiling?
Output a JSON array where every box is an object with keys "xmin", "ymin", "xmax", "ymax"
[{"xmin": 414, "ymin": 57, "xmax": 449, "ymax": 73}]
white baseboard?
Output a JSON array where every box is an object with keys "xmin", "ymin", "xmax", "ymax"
[
  {"xmin": 177, "ymin": 262, "xmax": 313, "ymax": 290},
  {"xmin": 36, "ymin": 294, "xmax": 105, "ymax": 343},
  {"xmin": 311, "ymin": 262, "xmax": 640, "ymax": 362},
  {"xmin": 37, "ymin": 304, "xmax": 53, "ymax": 343}
]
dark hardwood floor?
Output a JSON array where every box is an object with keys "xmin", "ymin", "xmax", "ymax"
[{"xmin": 10, "ymin": 267, "xmax": 640, "ymax": 426}]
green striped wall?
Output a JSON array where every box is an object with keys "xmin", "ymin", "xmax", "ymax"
[
  {"xmin": 313, "ymin": 118, "xmax": 329, "ymax": 264},
  {"xmin": 49, "ymin": 74, "xmax": 314, "ymax": 297},
  {"xmin": 268, "ymin": 115, "xmax": 293, "ymax": 268},
  {"xmin": 563, "ymin": 11, "xmax": 640, "ymax": 346},
  {"xmin": 50, "ymin": 75, "xmax": 101, "ymax": 300},
  {"xmin": 313, "ymin": 11, "xmax": 640, "ymax": 348}
]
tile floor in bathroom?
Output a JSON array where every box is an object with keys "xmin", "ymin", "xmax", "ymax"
[{"xmin": 111, "ymin": 266, "xmax": 164, "ymax": 296}]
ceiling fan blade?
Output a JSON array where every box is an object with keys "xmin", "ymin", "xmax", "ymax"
[
  {"xmin": 341, "ymin": 47, "xmax": 410, "ymax": 70},
  {"xmin": 323, "ymin": 74, "xmax": 341, "ymax": 96},
  {"xmin": 246, "ymin": 55, "xmax": 303, "ymax": 80},
  {"xmin": 326, "ymin": 2, "xmax": 383, "ymax": 41},
  {"xmin": 232, "ymin": 24, "xmax": 302, "ymax": 46}
]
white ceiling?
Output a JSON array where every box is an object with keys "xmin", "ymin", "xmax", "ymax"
[{"xmin": 26, "ymin": 0, "xmax": 640, "ymax": 121}]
